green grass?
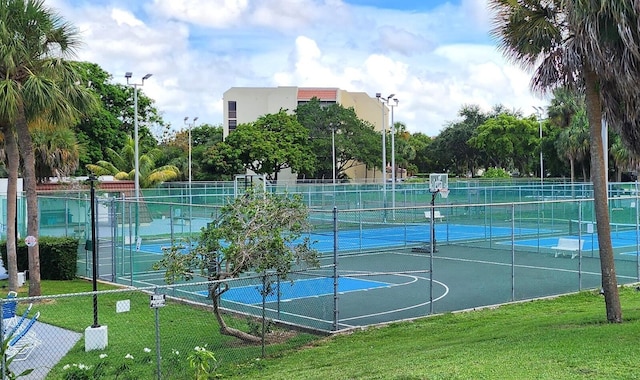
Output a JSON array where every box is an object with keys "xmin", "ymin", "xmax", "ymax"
[
  {"xmin": 226, "ymin": 287, "xmax": 640, "ymax": 380},
  {"xmin": 8, "ymin": 280, "xmax": 640, "ymax": 379},
  {"xmin": 5, "ymin": 280, "xmax": 320, "ymax": 379}
]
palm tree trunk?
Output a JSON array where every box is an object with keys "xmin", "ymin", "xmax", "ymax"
[
  {"xmin": 570, "ymin": 158, "xmax": 575, "ymax": 199},
  {"xmin": 1, "ymin": 124, "xmax": 19, "ymax": 291},
  {"xmin": 584, "ymin": 66, "xmax": 621, "ymax": 322},
  {"xmin": 15, "ymin": 106, "xmax": 41, "ymax": 296}
]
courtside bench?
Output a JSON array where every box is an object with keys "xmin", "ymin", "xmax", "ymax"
[
  {"xmin": 552, "ymin": 237, "xmax": 584, "ymax": 259},
  {"xmin": 424, "ymin": 210, "xmax": 445, "ymax": 221}
]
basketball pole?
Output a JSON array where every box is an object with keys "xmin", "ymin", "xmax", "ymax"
[{"xmin": 429, "ymin": 189, "xmax": 439, "ymax": 253}]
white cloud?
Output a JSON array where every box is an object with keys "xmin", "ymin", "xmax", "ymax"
[
  {"xmin": 151, "ymin": 0, "xmax": 249, "ymax": 28},
  {"xmin": 44, "ymin": 0, "xmax": 540, "ymax": 136}
]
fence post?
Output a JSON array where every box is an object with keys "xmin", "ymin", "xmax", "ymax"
[
  {"xmin": 261, "ymin": 274, "xmax": 267, "ymax": 357},
  {"xmin": 636, "ymin": 187, "xmax": 640, "ymax": 282},
  {"xmin": 1, "ymin": 298, "xmax": 5, "ymax": 380},
  {"xmin": 511, "ymin": 203, "xmax": 515, "ymax": 302},
  {"xmin": 333, "ymin": 206, "xmax": 339, "ymax": 331},
  {"xmin": 153, "ymin": 288, "xmax": 162, "ymax": 380}
]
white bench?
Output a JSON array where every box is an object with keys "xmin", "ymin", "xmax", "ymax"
[
  {"xmin": 424, "ymin": 210, "xmax": 444, "ymax": 221},
  {"xmin": 551, "ymin": 238, "xmax": 584, "ymax": 259}
]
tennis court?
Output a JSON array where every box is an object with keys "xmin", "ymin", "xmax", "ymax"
[
  {"xmin": 128, "ymin": 222, "xmax": 555, "ymax": 255},
  {"xmin": 149, "ymin": 240, "xmax": 640, "ymax": 332},
  {"xmin": 80, "ymin": 182, "xmax": 640, "ymax": 332}
]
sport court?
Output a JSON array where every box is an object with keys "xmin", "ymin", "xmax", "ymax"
[
  {"xmin": 99, "ymin": 177, "xmax": 640, "ymax": 332},
  {"xmin": 120, "ymin": 218, "xmax": 640, "ymax": 332}
]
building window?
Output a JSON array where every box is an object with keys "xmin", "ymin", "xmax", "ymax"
[
  {"xmin": 229, "ymin": 119, "xmax": 237, "ymax": 132},
  {"xmin": 228, "ymin": 101, "xmax": 237, "ymax": 118}
]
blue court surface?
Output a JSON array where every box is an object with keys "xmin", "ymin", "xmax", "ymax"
[
  {"xmin": 307, "ymin": 224, "xmax": 551, "ymax": 253},
  {"xmin": 128, "ymin": 224, "xmax": 550, "ymax": 255},
  {"xmin": 197, "ymin": 277, "xmax": 391, "ymax": 305},
  {"xmin": 503, "ymin": 234, "xmax": 640, "ymax": 251}
]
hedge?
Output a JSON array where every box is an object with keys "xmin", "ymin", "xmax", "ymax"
[{"xmin": 0, "ymin": 236, "xmax": 79, "ymax": 280}]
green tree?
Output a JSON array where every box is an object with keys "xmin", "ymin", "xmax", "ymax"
[
  {"xmin": 32, "ymin": 121, "xmax": 83, "ymax": 182},
  {"xmin": 489, "ymin": 0, "xmax": 640, "ymax": 322},
  {"xmin": 392, "ymin": 122, "xmax": 416, "ymax": 179},
  {"xmin": 406, "ymin": 132, "xmax": 433, "ymax": 175},
  {"xmin": 86, "ymin": 136, "xmax": 180, "ymax": 187},
  {"xmin": 160, "ymin": 123, "xmax": 224, "ymax": 181},
  {"xmin": 431, "ymin": 105, "xmax": 489, "ymax": 176},
  {"xmin": 469, "ymin": 113, "xmax": 539, "ymax": 175},
  {"xmin": 198, "ymin": 142, "xmax": 244, "ymax": 181},
  {"xmin": 295, "ymin": 98, "xmax": 380, "ymax": 181},
  {"xmin": 0, "ymin": 0, "xmax": 96, "ymax": 295},
  {"xmin": 74, "ymin": 62, "xmax": 164, "ymax": 172},
  {"xmin": 154, "ymin": 189, "xmax": 318, "ymax": 343},
  {"xmin": 610, "ymin": 135, "xmax": 638, "ymax": 183},
  {"xmin": 226, "ymin": 110, "xmax": 314, "ymax": 181},
  {"xmin": 555, "ymin": 109, "xmax": 590, "ymax": 183}
]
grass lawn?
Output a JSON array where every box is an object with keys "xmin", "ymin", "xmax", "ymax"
[
  {"xmin": 5, "ymin": 279, "xmax": 320, "ymax": 379},
  {"xmin": 227, "ymin": 286, "xmax": 640, "ymax": 380},
  {"xmin": 6, "ymin": 280, "xmax": 640, "ymax": 379}
]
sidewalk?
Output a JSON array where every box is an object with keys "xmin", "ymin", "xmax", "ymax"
[{"xmin": 9, "ymin": 321, "xmax": 82, "ymax": 379}]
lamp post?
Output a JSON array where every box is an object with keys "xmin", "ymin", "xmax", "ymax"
[
  {"xmin": 389, "ymin": 98, "xmax": 399, "ymax": 217},
  {"xmin": 124, "ymin": 71, "xmax": 153, "ymax": 242},
  {"xmin": 185, "ymin": 116, "xmax": 198, "ymax": 236},
  {"xmin": 125, "ymin": 72, "xmax": 152, "ymax": 242},
  {"xmin": 376, "ymin": 93, "xmax": 394, "ymax": 222},
  {"xmin": 533, "ymin": 106, "xmax": 544, "ymax": 189},
  {"xmin": 89, "ymin": 174, "xmax": 99, "ymax": 328},
  {"xmin": 330, "ymin": 122, "xmax": 336, "ymax": 185}
]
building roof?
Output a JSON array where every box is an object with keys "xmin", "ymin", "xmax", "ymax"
[{"xmin": 297, "ymin": 88, "xmax": 338, "ymax": 101}]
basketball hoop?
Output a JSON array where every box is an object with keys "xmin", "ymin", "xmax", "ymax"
[{"xmin": 439, "ymin": 188, "xmax": 450, "ymax": 199}]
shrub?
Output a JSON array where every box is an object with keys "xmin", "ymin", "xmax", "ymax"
[
  {"xmin": 482, "ymin": 167, "xmax": 511, "ymax": 178},
  {"xmin": 0, "ymin": 236, "xmax": 79, "ymax": 280}
]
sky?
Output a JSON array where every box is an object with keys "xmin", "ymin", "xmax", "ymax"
[{"xmin": 47, "ymin": 0, "xmax": 545, "ymax": 137}]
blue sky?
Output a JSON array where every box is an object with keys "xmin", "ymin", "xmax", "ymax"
[{"xmin": 47, "ymin": 0, "xmax": 542, "ymax": 137}]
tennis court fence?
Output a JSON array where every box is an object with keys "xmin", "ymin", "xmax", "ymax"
[{"xmin": 10, "ymin": 182, "xmax": 640, "ymax": 333}]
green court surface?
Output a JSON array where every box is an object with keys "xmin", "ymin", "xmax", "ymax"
[{"xmin": 106, "ymin": 241, "xmax": 640, "ymax": 333}]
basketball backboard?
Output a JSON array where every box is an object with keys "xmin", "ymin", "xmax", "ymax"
[{"xmin": 429, "ymin": 173, "xmax": 448, "ymax": 193}]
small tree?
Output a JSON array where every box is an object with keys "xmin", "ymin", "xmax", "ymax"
[{"xmin": 154, "ymin": 188, "xmax": 319, "ymax": 343}]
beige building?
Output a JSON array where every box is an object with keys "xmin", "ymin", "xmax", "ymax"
[{"xmin": 222, "ymin": 86, "xmax": 389, "ymax": 183}]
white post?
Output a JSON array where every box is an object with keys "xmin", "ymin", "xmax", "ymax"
[
  {"xmin": 331, "ymin": 123, "xmax": 336, "ymax": 185},
  {"xmin": 533, "ymin": 106, "xmax": 544, "ymax": 189},
  {"xmin": 125, "ymin": 73, "xmax": 152, "ymax": 241},
  {"xmin": 390, "ymin": 98, "xmax": 398, "ymax": 218}
]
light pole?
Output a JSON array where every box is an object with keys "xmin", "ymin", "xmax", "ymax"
[
  {"xmin": 185, "ymin": 116, "xmax": 198, "ymax": 235},
  {"xmin": 533, "ymin": 106, "xmax": 544, "ymax": 188},
  {"xmin": 184, "ymin": 116, "xmax": 198, "ymax": 188},
  {"xmin": 389, "ymin": 98, "xmax": 399, "ymax": 217},
  {"xmin": 376, "ymin": 93, "xmax": 394, "ymax": 222},
  {"xmin": 125, "ymin": 72, "xmax": 152, "ymax": 241},
  {"xmin": 330, "ymin": 122, "xmax": 336, "ymax": 185},
  {"xmin": 88, "ymin": 174, "xmax": 99, "ymax": 328}
]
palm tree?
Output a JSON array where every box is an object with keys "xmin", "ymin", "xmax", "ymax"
[
  {"xmin": 610, "ymin": 136, "xmax": 639, "ymax": 183},
  {"xmin": 0, "ymin": 0, "xmax": 96, "ymax": 295},
  {"xmin": 547, "ymin": 87, "xmax": 583, "ymax": 129},
  {"xmin": 555, "ymin": 109, "xmax": 590, "ymax": 184},
  {"xmin": 0, "ymin": 125, "xmax": 20, "ymax": 291},
  {"xmin": 86, "ymin": 136, "xmax": 180, "ymax": 188},
  {"xmin": 32, "ymin": 121, "xmax": 84, "ymax": 182},
  {"xmin": 490, "ymin": 0, "xmax": 640, "ymax": 322}
]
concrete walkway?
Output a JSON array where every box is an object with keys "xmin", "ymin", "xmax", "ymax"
[{"xmin": 9, "ymin": 321, "xmax": 82, "ymax": 380}]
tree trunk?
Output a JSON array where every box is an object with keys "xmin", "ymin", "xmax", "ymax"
[
  {"xmin": 15, "ymin": 107, "xmax": 41, "ymax": 296},
  {"xmin": 211, "ymin": 284, "xmax": 260, "ymax": 343},
  {"xmin": 570, "ymin": 158, "xmax": 575, "ymax": 199},
  {"xmin": 584, "ymin": 65, "xmax": 622, "ymax": 322},
  {"xmin": 570, "ymin": 159, "xmax": 575, "ymax": 184},
  {"xmin": 1, "ymin": 124, "xmax": 19, "ymax": 291}
]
